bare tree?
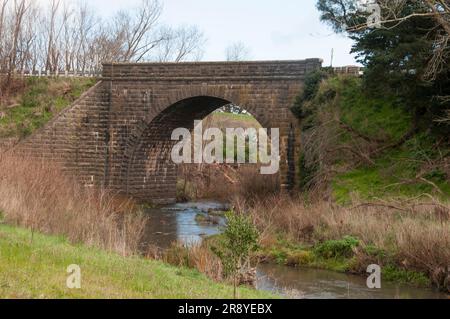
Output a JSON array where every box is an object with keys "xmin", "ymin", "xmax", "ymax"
[
  {"xmin": 223, "ymin": 41, "xmax": 252, "ymax": 113},
  {"xmin": 172, "ymin": 25, "xmax": 205, "ymax": 62},
  {"xmin": 111, "ymin": 0, "xmax": 165, "ymax": 62},
  {"xmin": 225, "ymin": 41, "xmax": 251, "ymax": 61},
  {"xmin": 0, "ymin": 0, "xmax": 207, "ymax": 75},
  {"xmin": 74, "ymin": 2, "xmax": 97, "ymax": 71},
  {"xmin": 16, "ymin": 1, "xmax": 37, "ymax": 71},
  {"xmin": 44, "ymin": 0, "xmax": 61, "ymax": 71},
  {"xmin": 0, "ymin": 0, "xmax": 9, "ymax": 69},
  {"xmin": 156, "ymin": 25, "xmax": 205, "ymax": 62},
  {"xmin": 8, "ymin": 0, "xmax": 30, "ymax": 74}
]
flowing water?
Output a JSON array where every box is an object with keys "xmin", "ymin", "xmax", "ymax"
[{"xmin": 142, "ymin": 201, "xmax": 448, "ymax": 299}]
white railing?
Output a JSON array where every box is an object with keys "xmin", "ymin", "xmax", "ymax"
[
  {"xmin": 0, "ymin": 69, "xmax": 102, "ymax": 78},
  {"xmin": 333, "ymin": 66, "xmax": 364, "ymax": 76}
]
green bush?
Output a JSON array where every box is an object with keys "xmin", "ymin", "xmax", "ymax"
[
  {"xmin": 211, "ymin": 211, "xmax": 259, "ymax": 298},
  {"xmin": 291, "ymin": 69, "xmax": 329, "ymax": 120},
  {"xmin": 286, "ymin": 250, "xmax": 314, "ymax": 266},
  {"xmin": 383, "ymin": 265, "xmax": 431, "ymax": 287},
  {"xmin": 314, "ymin": 236, "xmax": 360, "ymax": 259}
]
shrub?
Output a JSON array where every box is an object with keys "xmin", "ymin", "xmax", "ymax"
[
  {"xmin": 286, "ymin": 250, "xmax": 314, "ymax": 266},
  {"xmin": 211, "ymin": 211, "xmax": 259, "ymax": 298},
  {"xmin": 291, "ymin": 69, "xmax": 329, "ymax": 120},
  {"xmin": 314, "ymin": 236, "xmax": 360, "ymax": 259}
]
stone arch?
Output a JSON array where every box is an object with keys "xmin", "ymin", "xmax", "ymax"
[
  {"xmin": 149, "ymin": 84, "xmax": 271, "ymax": 128},
  {"xmin": 121, "ymin": 94, "xmax": 271, "ymax": 203},
  {"xmin": 15, "ymin": 60, "xmax": 323, "ymax": 204}
]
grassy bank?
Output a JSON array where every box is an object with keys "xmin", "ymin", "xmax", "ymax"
[
  {"xmin": 0, "ymin": 154, "xmax": 273, "ymax": 298},
  {"xmin": 0, "ymin": 76, "xmax": 96, "ymax": 139},
  {"xmin": 0, "ymin": 224, "xmax": 274, "ymax": 299},
  {"xmin": 295, "ymin": 75, "xmax": 449, "ymax": 202}
]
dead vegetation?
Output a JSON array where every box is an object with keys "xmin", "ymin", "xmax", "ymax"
[
  {"xmin": 177, "ymin": 111, "xmax": 279, "ymax": 202},
  {"xmin": 153, "ymin": 242, "xmax": 225, "ymax": 283},
  {"xmin": 232, "ymin": 194, "xmax": 450, "ymax": 292},
  {"xmin": 0, "ymin": 153, "xmax": 146, "ymax": 255},
  {"xmin": 178, "ymin": 164, "xmax": 279, "ymax": 202},
  {"xmin": 0, "ymin": 76, "xmax": 26, "ymax": 107}
]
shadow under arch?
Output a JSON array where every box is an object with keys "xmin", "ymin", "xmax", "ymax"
[{"xmin": 121, "ymin": 95, "xmax": 272, "ymax": 203}]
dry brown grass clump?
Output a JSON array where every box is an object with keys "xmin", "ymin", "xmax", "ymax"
[
  {"xmin": 0, "ymin": 76, "xmax": 26, "ymax": 106},
  {"xmin": 234, "ymin": 195, "xmax": 450, "ymax": 291},
  {"xmin": 159, "ymin": 242, "xmax": 224, "ymax": 282},
  {"xmin": 0, "ymin": 153, "xmax": 146, "ymax": 255}
]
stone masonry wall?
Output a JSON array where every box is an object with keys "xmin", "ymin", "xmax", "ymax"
[{"xmin": 14, "ymin": 59, "xmax": 322, "ymax": 203}]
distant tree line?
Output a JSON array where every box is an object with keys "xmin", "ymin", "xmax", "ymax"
[{"xmin": 0, "ymin": 0, "xmax": 206, "ymax": 75}]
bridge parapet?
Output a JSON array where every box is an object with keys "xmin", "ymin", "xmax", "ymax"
[{"xmin": 102, "ymin": 59, "xmax": 322, "ymax": 81}]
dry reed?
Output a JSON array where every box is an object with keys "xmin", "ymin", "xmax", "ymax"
[
  {"xmin": 0, "ymin": 153, "xmax": 146, "ymax": 255},
  {"xmin": 233, "ymin": 194, "xmax": 450, "ymax": 291}
]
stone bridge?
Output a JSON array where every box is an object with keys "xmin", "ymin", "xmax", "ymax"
[{"xmin": 16, "ymin": 59, "xmax": 322, "ymax": 203}]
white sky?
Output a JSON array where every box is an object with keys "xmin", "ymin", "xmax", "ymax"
[{"xmin": 83, "ymin": 0, "xmax": 358, "ymax": 66}]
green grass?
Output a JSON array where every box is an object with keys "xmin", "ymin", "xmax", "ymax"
[
  {"xmin": 260, "ymin": 238, "xmax": 354, "ymax": 273},
  {"xmin": 0, "ymin": 225, "xmax": 274, "ymax": 299},
  {"xmin": 334, "ymin": 76, "xmax": 412, "ymax": 141},
  {"xmin": 305, "ymin": 76, "xmax": 450, "ymax": 203},
  {"xmin": 0, "ymin": 77, "xmax": 97, "ymax": 138},
  {"xmin": 333, "ymin": 134, "xmax": 450, "ymax": 203},
  {"xmin": 211, "ymin": 111, "xmax": 257, "ymax": 123}
]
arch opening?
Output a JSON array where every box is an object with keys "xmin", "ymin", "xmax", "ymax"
[{"xmin": 123, "ymin": 96, "xmax": 280, "ymax": 204}]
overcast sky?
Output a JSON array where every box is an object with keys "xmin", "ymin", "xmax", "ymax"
[{"xmin": 90, "ymin": 0, "xmax": 358, "ymax": 66}]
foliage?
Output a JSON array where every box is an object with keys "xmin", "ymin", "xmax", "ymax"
[
  {"xmin": 298, "ymin": 153, "xmax": 318, "ymax": 191},
  {"xmin": 293, "ymin": 75, "xmax": 449, "ymax": 201},
  {"xmin": 211, "ymin": 211, "xmax": 259, "ymax": 298},
  {"xmin": 291, "ymin": 69, "xmax": 330, "ymax": 120},
  {"xmin": 333, "ymin": 130, "xmax": 450, "ymax": 203},
  {"xmin": 314, "ymin": 236, "xmax": 360, "ymax": 259},
  {"xmin": 382, "ymin": 265, "xmax": 431, "ymax": 287},
  {"xmin": 316, "ymin": 0, "xmax": 450, "ymax": 135}
]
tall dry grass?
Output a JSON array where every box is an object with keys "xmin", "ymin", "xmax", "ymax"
[
  {"xmin": 234, "ymin": 195, "xmax": 450, "ymax": 291},
  {"xmin": 0, "ymin": 153, "xmax": 146, "ymax": 255},
  {"xmin": 161, "ymin": 242, "xmax": 224, "ymax": 282},
  {"xmin": 178, "ymin": 163, "xmax": 279, "ymax": 201}
]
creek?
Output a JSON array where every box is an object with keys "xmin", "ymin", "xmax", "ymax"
[{"xmin": 141, "ymin": 201, "xmax": 448, "ymax": 299}]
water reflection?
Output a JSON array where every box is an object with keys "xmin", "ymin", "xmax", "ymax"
[
  {"xmin": 141, "ymin": 201, "xmax": 227, "ymax": 249},
  {"xmin": 257, "ymin": 264, "xmax": 447, "ymax": 299}
]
